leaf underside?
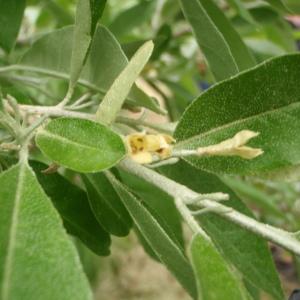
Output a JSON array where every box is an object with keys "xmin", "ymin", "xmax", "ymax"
[
  {"xmin": 107, "ymin": 172, "xmax": 198, "ymax": 299},
  {"xmin": 82, "ymin": 172, "xmax": 132, "ymax": 236}
]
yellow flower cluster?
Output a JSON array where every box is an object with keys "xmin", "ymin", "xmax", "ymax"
[{"xmin": 125, "ymin": 132, "xmax": 175, "ymax": 164}]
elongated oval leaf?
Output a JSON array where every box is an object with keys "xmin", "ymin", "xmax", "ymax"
[
  {"xmin": 35, "ymin": 118, "xmax": 126, "ymax": 173},
  {"xmin": 175, "ymin": 54, "xmax": 300, "ymax": 175},
  {"xmin": 31, "ymin": 161, "xmax": 111, "ymax": 255},
  {"xmin": 191, "ymin": 234, "xmax": 249, "ymax": 300},
  {"xmin": 21, "ymin": 26, "xmax": 163, "ymax": 114},
  {"xmin": 82, "ymin": 172, "xmax": 132, "ymax": 236},
  {"xmin": 69, "ymin": 0, "xmax": 106, "ymax": 90},
  {"xmin": 96, "ymin": 41, "xmax": 154, "ymax": 124},
  {"xmin": 118, "ymin": 169, "xmax": 184, "ymax": 262},
  {"xmin": 106, "ymin": 172, "xmax": 198, "ymax": 299},
  {"xmin": 0, "ymin": 0, "xmax": 25, "ymax": 52},
  {"xmin": 160, "ymin": 161, "xmax": 284, "ymax": 300},
  {"xmin": 118, "ymin": 169, "xmax": 184, "ymax": 250},
  {"xmin": 179, "ymin": 0, "xmax": 255, "ymax": 81},
  {"xmin": 199, "ymin": 0, "xmax": 256, "ymax": 71},
  {"xmin": 0, "ymin": 162, "xmax": 92, "ymax": 300}
]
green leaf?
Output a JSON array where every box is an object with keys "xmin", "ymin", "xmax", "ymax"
[
  {"xmin": 35, "ymin": 118, "xmax": 126, "ymax": 173},
  {"xmin": 190, "ymin": 234, "xmax": 249, "ymax": 300},
  {"xmin": 20, "ymin": 26, "xmax": 163, "ymax": 114},
  {"xmin": 118, "ymin": 169, "xmax": 184, "ymax": 255},
  {"xmin": 96, "ymin": 41, "xmax": 154, "ymax": 124},
  {"xmin": 108, "ymin": 0, "xmax": 157, "ymax": 40},
  {"xmin": 106, "ymin": 172, "xmax": 198, "ymax": 299},
  {"xmin": 248, "ymin": 3, "xmax": 280, "ymax": 24},
  {"xmin": 159, "ymin": 161, "xmax": 284, "ymax": 300},
  {"xmin": 175, "ymin": 54, "xmax": 300, "ymax": 175},
  {"xmin": 81, "ymin": 172, "xmax": 132, "ymax": 237},
  {"xmin": 151, "ymin": 24, "xmax": 173, "ymax": 60},
  {"xmin": 0, "ymin": 162, "xmax": 92, "ymax": 300},
  {"xmin": 179, "ymin": 0, "xmax": 255, "ymax": 81},
  {"xmin": 244, "ymin": 280, "xmax": 261, "ymax": 300},
  {"xmin": 31, "ymin": 161, "xmax": 111, "ymax": 256},
  {"xmin": 134, "ymin": 227, "xmax": 159, "ymax": 261},
  {"xmin": 69, "ymin": 0, "xmax": 106, "ymax": 90},
  {"xmin": 0, "ymin": 0, "xmax": 26, "ymax": 52},
  {"xmin": 90, "ymin": 0, "xmax": 107, "ymax": 35},
  {"xmin": 134, "ymin": 200, "xmax": 183, "ymax": 262}
]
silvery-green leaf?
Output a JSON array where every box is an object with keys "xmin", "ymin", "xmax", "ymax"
[
  {"xmin": 96, "ymin": 41, "xmax": 154, "ymax": 124},
  {"xmin": 31, "ymin": 161, "xmax": 111, "ymax": 255},
  {"xmin": 175, "ymin": 54, "xmax": 300, "ymax": 175},
  {"xmin": 82, "ymin": 172, "xmax": 132, "ymax": 236},
  {"xmin": 179, "ymin": 0, "xmax": 255, "ymax": 81},
  {"xmin": 191, "ymin": 234, "xmax": 249, "ymax": 300},
  {"xmin": 0, "ymin": 0, "xmax": 25, "ymax": 52},
  {"xmin": 106, "ymin": 172, "xmax": 197, "ymax": 299},
  {"xmin": 0, "ymin": 162, "xmax": 92, "ymax": 300},
  {"xmin": 35, "ymin": 118, "xmax": 126, "ymax": 173},
  {"xmin": 69, "ymin": 0, "xmax": 106, "ymax": 90}
]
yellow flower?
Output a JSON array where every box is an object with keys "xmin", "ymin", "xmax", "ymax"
[
  {"xmin": 130, "ymin": 152, "xmax": 153, "ymax": 164},
  {"xmin": 197, "ymin": 130, "xmax": 263, "ymax": 160},
  {"xmin": 126, "ymin": 132, "xmax": 175, "ymax": 164}
]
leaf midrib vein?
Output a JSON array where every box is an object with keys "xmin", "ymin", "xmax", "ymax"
[{"xmin": 38, "ymin": 130, "xmax": 103, "ymax": 152}]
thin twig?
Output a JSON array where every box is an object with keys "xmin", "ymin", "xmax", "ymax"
[
  {"xmin": 175, "ymin": 197, "xmax": 209, "ymax": 237},
  {"xmin": 19, "ymin": 104, "xmax": 94, "ymax": 120},
  {"xmin": 0, "ymin": 65, "xmax": 138, "ymax": 105},
  {"xmin": 119, "ymin": 158, "xmax": 300, "ymax": 256},
  {"xmin": 67, "ymin": 100, "xmax": 95, "ymax": 110},
  {"xmin": 67, "ymin": 92, "xmax": 92, "ymax": 108}
]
